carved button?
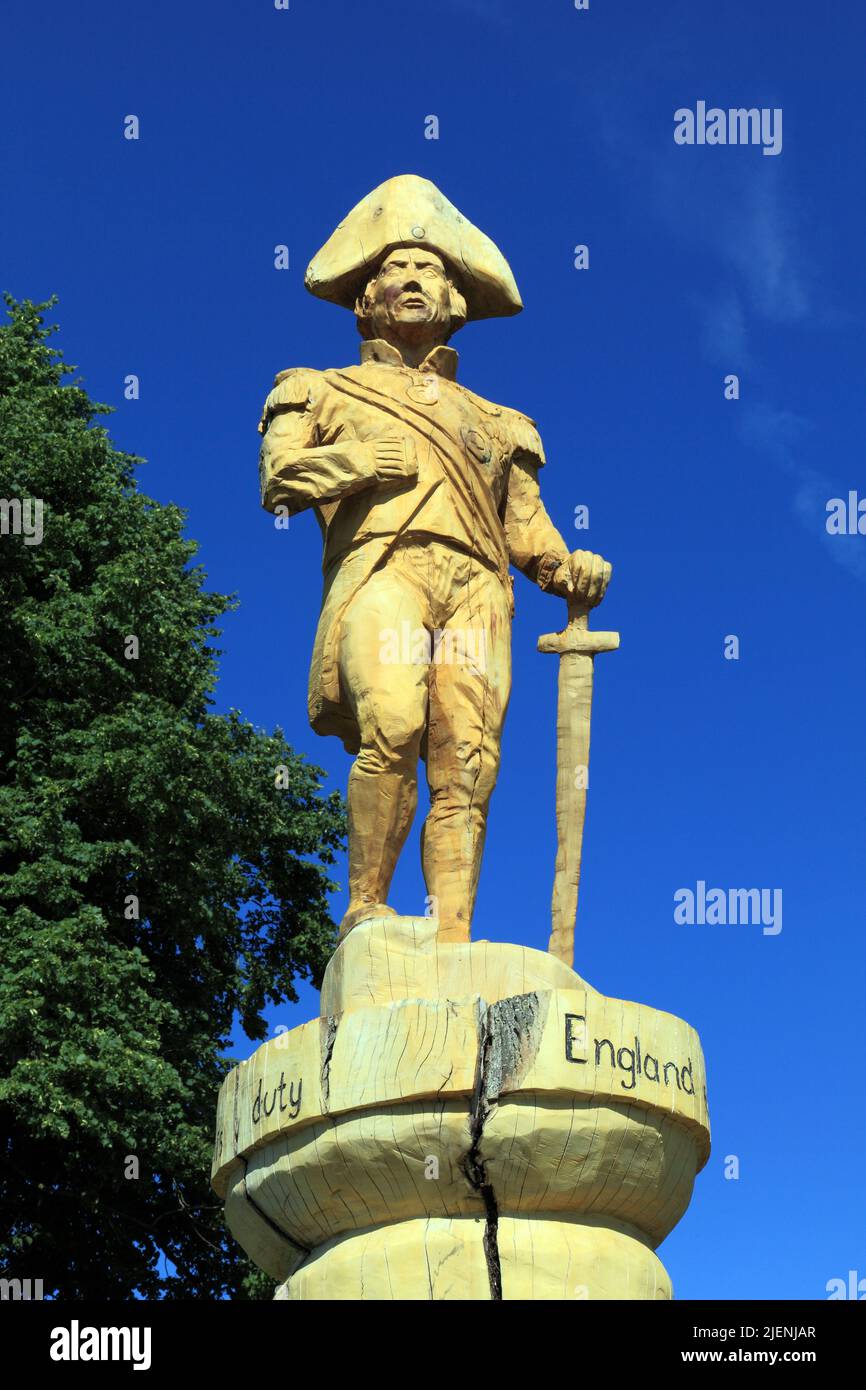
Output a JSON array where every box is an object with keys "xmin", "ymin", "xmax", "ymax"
[
  {"xmin": 406, "ymin": 374, "xmax": 439, "ymax": 404},
  {"xmin": 461, "ymin": 425, "xmax": 493, "ymax": 466}
]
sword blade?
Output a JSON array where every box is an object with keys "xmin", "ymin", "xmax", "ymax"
[
  {"xmin": 539, "ymin": 600, "xmax": 619, "ymax": 968},
  {"xmin": 548, "ymin": 649, "xmax": 595, "ymax": 966}
]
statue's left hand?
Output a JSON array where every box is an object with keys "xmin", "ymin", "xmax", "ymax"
[{"xmin": 552, "ymin": 550, "xmax": 613, "ymax": 608}]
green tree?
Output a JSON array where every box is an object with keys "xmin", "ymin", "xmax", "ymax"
[{"xmin": 0, "ymin": 296, "xmax": 344, "ymax": 1299}]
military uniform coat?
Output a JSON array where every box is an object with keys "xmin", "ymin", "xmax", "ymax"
[{"xmin": 257, "ymin": 338, "xmax": 571, "ymax": 752}]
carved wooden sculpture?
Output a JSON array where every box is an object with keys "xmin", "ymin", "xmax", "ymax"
[
  {"xmin": 213, "ymin": 176, "xmax": 709, "ymax": 1301},
  {"xmin": 257, "ymin": 175, "xmax": 612, "ymax": 942}
]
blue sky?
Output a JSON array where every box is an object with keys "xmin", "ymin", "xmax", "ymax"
[{"xmin": 3, "ymin": 0, "xmax": 865, "ymax": 1300}]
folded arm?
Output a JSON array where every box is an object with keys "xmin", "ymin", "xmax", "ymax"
[{"xmin": 258, "ymin": 371, "xmax": 416, "ymax": 516}]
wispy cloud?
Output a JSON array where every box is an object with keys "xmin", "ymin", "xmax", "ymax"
[
  {"xmin": 648, "ymin": 158, "xmax": 811, "ymax": 347},
  {"xmin": 739, "ymin": 406, "xmax": 866, "ymax": 583},
  {"xmin": 578, "ymin": 66, "xmax": 859, "ymax": 579},
  {"xmin": 582, "ymin": 62, "xmax": 812, "ymax": 356},
  {"xmin": 716, "ymin": 175, "xmax": 809, "ymax": 326},
  {"xmin": 696, "ymin": 288, "xmax": 750, "ymax": 366}
]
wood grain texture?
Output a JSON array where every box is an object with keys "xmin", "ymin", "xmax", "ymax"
[
  {"xmin": 319, "ymin": 915, "xmax": 589, "ymax": 1015},
  {"xmin": 213, "ymin": 926, "xmax": 710, "ymax": 1299}
]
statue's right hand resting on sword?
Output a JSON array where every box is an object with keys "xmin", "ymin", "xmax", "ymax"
[{"xmin": 549, "ymin": 549, "xmax": 614, "ymax": 609}]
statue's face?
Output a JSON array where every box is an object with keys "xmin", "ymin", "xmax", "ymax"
[{"xmin": 365, "ymin": 248, "xmax": 453, "ymax": 345}]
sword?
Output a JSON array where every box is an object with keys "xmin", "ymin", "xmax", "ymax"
[{"xmin": 538, "ymin": 597, "xmax": 620, "ymax": 967}]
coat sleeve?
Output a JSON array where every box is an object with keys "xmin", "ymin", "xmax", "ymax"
[
  {"xmin": 502, "ymin": 412, "xmax": 572, "ymax": 592},
  {"xmin": 258, "ymin": 369, "xmax": 391, "ymax": 516}
]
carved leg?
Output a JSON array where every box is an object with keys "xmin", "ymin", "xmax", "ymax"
[
  {"xmin": 338, "ymin": 563, "xmax": 429, "ymax": 937},
  {"xmin": 342, "ymin": 762, "xmax": 417, "ymax": 937},
  {"xmin": 422, "ymin": 569, "xmax": 512, "ymax": 941}
]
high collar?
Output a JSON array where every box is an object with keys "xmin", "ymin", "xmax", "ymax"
[{"xmin": 359, "ymin": 338, "xmax": 459, "ymax": 380}]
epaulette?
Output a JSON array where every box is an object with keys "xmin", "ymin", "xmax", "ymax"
[
  {"xmin": 458, "ymin": 386, "xmax": 504, "ymax": 419},
  {"xmin": 258, "ymin": 368, "xmax": 320, "ymax": 435},
  {"xmin": 458, "ymin": 385, "xmax": 546, "ymax": 467},
  {"xmin": 502, "ymin": 406, "xmax": 546, "ymax": 468}
]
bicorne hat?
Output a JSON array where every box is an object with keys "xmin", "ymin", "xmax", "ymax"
[{"xmin": 304, "ymin": 174, "xmax": 522, "ymax": 322}]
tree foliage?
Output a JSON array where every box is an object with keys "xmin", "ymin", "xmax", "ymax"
[{"xmin": 0, "ymin": 296, "xmax": 344, "ymax": 1299}]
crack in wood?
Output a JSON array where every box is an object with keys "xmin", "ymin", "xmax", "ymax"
[{"xmin": 461, "ymin": 1001, "xmax": 502, "ymax": 1300}]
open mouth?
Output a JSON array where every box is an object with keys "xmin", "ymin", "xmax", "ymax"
[{"xmin": 400, "ymin": 296, "xmax": 428, "ymax": 309}]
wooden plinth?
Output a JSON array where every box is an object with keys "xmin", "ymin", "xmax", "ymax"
[{"xmin": 212, "ymin": 918, "xmax": 710, "ymax": 1300}]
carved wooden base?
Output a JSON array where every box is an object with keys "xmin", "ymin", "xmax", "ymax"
[{"xmin": 211, "ymin": 918, "xmax": 710, "ymax": 1301}]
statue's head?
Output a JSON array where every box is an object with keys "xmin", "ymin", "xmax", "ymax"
[
  {"xmin": 353, "ymin": 246, "xmax": 468, "ymax": 351},
  {"xmin": 305, "ymin": 176, "xmax": 522, "ymax": 357}
]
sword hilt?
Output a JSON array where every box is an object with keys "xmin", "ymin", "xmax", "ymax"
[{"xmin": 537, "ymin": 599, "xmax": 620, "ymax": 657}]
